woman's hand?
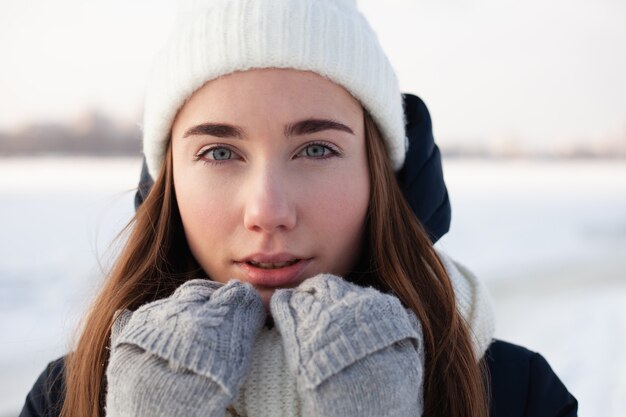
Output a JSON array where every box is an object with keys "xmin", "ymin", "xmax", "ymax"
[
  {"xmin": 105, "ymin": 279, "xmax": 265, "ymax": 417},
  {"xmin": 270, "ymin": 274, "xmax": 424, "ymax": 417}
]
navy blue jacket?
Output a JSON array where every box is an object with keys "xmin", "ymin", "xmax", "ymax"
[{"xmin": 19, "ymin": 94, "xmax": 577, "ymax": 416}]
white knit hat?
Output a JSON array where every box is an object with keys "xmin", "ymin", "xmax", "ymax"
[{"xmin": 142, "ymin": 0, "xmax": 408, "ymax": 179}]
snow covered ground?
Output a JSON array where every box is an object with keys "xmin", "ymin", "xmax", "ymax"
[
  {"xmin": 436, "ymin": 160, "xmax": 626, "ymax": 416},
  {"xmin": 1, "ymin": 157, "xmax": 625, "ymax": 416}
]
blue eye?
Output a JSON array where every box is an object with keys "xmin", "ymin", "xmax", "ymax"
[
  {"xmin": 196, "ymin": 146, "xmax": 236, "ymax": 163},
  {"xmin": 209, "ymin": 147, "xmax": 233, "ymax": 160},
  {"xmin": 305, "ymin": 144, "xmax": 329, "ymax": 157},
  {"xmin": 298, "ymin": 142, "xmax": 339, "ymax": 159}
]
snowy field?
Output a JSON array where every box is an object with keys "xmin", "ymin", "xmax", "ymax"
[{"xmin": 1, "ymin": 157, "xmax": 625, "ymax": 416}]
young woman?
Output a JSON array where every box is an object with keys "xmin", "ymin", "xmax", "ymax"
[{"xmin": 20, "ymin": 1, "xmax": 578, "ymax": 416}]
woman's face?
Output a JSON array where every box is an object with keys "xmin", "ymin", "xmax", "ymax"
[{"xmin": 171, "ymin": 68, "xmax": 370, "ymax": 309}]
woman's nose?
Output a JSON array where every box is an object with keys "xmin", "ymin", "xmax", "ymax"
[{"xmin": 242, "ymin": 166, "xmax": 297, "ymax": 233}]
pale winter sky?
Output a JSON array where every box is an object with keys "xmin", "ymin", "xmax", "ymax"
[{"xmin": 1, "ymin": 0, "xmax": 625, "ymax": 149}]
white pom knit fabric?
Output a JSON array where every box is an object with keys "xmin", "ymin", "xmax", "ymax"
[
  {"xmin": 142, "ymin": 0, "xmax": 407, "ymax": 179},
  {"xmin": 231, "ymin": 328, "xmax": 301, "ymax": 417}
]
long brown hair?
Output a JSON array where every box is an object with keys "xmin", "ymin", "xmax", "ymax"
[
  {"xmin": 60, "ymin": 111, "xmax": 489, "ymax": 417},
  {"xmin": 362, "ymin": 113, "xmax": 489, "ymax": 416}
]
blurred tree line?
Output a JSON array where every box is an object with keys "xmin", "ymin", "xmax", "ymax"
[
  {"xmin": 0, "ymin": 110, "xmax": 624, "ymax": 159},
  {"xmin": 0, "ymin": 111, "xmax": 141, "ymax": 156}
]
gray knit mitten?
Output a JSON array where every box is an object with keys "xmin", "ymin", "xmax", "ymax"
[
  {"xmin": 105, "ymin": 279, "xmax": 265, "ymax": 417},
  {"xmin": 271, "ymin": 274, "xmax": 424, "ymax": 417}
]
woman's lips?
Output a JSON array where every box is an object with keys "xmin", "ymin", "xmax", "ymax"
[{"xmin": 235, "ymin": 258, "xmax": 312, "ymax": 288}]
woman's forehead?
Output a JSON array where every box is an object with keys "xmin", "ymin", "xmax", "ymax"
[
  {"xmin": 172, "ymin": 68, "xmax": 364, "ymax": 137},
  {"xmin": 186, "ymin": 69, "xmax": 360, "ymax": 113}
]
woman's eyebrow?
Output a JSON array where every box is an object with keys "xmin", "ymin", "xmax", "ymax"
[
  {"xmin": 183, "ymin": 123, "xmax": 245, "ymax": 139},
  {"xmin": 183, "ymin": 118, "xmax": 354, "ymax": 139},
  {"xmin": 285, "ymin": 119, "xmax": 354, "ymax": 137}
]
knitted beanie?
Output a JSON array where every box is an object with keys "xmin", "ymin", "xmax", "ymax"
[{"xmin": 142, "ymin": 0, "xmax": 407, "ymax": 180}]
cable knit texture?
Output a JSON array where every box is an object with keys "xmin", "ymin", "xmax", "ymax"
[
  {"xmin": 105, "ymin": 252, "xmax": 495, "ymax": 417},
  {"xmin": 231, "ymin": 252, "xmax": 495, "ymax": 416},
  {"xmin": 105, "ymin": 279, "xmax": 265, "ymax": 417},
  {"xmin": 270, "ymin": 274, "xmax": 423, "ymax": 417}
]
